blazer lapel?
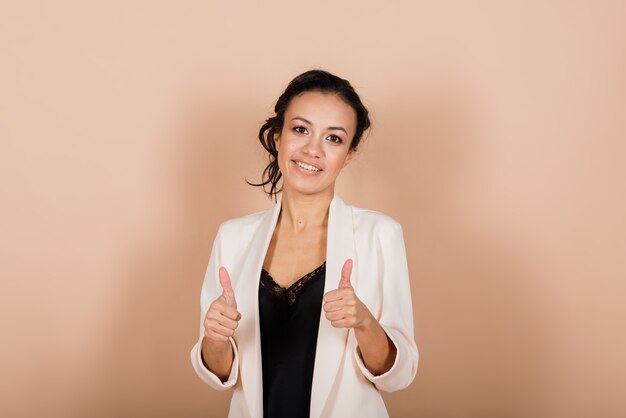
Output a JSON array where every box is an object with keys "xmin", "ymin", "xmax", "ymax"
[
  {"xmin": 234, "ymin": 196, "xmax": 282, "ymax": 418},
  {"xmin": 310, "ymin": 194, "xmax": 356, "ymax": 418}
]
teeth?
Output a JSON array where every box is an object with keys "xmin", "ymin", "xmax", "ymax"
[{"xmin": 295, "ymin": 161, "xmax": 321, "ymax": 172}]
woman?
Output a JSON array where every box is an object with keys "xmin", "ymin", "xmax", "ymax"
[{"xmin": 190, "ymin": 70, "xmax": 419, "ymax": 418}]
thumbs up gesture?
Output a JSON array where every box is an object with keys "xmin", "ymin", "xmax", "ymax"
[
  {"xmin": 323, "ymin": 259, "xmax": 370, "ymax": 329},
  {"xmin": 204, "ymin": 267, "xmax": 242, "ymax": 343}
]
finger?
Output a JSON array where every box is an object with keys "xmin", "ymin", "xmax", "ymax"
[
  {"xmin": 339, "ymin": 259, "xmax": 353, "ymax": 288},
  {"xmin": 323, "ymin": 289, "xmax": 341, "ymax": 303},
  {"xmin": 204, "ymin": 329, "xmax": 229, "ymax": 342},
  {"xmin": 331, "ymin": 318, "xmax": 352, "ymax": 328},
  {"xmin": 219, "ymin": 267, "xmax": 237, "ymax": 308},
  {"xmin": 205, "ymin": 321, "xmax": 236, "ymax": 338},
  {"xmin": 324, "ymin": 288, "xmax": 354, "ymax": 303},
  {"xmin": 323, "ymin": 300, "xmax": 345, "ymax": 313},
  {"xmin": 210, "ymin": 300, "xmax": 241, "ymax": 321},
  {"xmin": 326, "ymin": 300, "xmax": 356, "ymax": 313},
  {"xmin": 225, "ymin": 309, "xmax": 241, "ymax": 322},
  {"xmin": 217, "ymin": 303, "xmax": 242, "ymax": 321},
  {"xmin": 325, "ymin": 310, "xmax": 349, "ymax": 321},
  {"xmin": 207, "ymin": 311, "xmax": 239, "ymax": 329}
]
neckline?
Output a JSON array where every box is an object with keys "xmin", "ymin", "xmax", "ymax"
[{"xmin": 261, "ymin": 261, "xmax": 326, "ymax": 291}]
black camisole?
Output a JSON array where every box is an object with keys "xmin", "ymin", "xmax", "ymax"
[{"xmin": 258, "ymin": 261, "xmax": 326, "ymax": 418}]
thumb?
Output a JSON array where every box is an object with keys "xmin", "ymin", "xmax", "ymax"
[
  {"xmin": 219, "ymin": 267, "xmax": 237, "ymax": 308},
  {"xmin": 339, "ymin": 259, "xmax": 353, "ymax": 288}
]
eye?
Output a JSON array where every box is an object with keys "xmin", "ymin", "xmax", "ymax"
[
  {"xmin": 327, "ymin": 134, "xmax": 343, "ymax": 144},
  {"xmin": 293, "ymin": 126, "xmax": 308, "ymax": 134}
]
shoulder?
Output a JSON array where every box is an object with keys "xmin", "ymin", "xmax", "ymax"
[
  {"xmin": 216, "ymin": 207, "xmax": 273, "ymax": 238},
  {"xmin": 350, "ymin": 205, "xmax": 404, "ymax": 238}
]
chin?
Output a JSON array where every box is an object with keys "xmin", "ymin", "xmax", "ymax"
[
  {"xmin": 284, "ymin": 179, "xmax": 334, "ymax": 197},
  {"xmin": 288, "ymin": 184, "xmax": 321, "ymax": 195}
]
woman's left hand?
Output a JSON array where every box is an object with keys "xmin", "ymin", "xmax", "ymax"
[{"xmin": 323, "ymin": 259, "xmax": 372, "ymax": 329}]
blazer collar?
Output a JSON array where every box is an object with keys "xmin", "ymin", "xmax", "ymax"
[{"xmin": 236, "ymin": 192, "xmax": 356, "ymax": 418}]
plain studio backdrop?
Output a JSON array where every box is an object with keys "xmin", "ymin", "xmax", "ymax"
[{"xmin": 1, "ymin": 1, "xmax": 625, "ymax": 417}]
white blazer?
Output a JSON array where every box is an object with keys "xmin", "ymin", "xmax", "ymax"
[{"xmin": 190, "ymin": 194, "xmax": 419, "ymax": 418}]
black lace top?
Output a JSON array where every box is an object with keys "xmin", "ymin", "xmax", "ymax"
[{"xmin": 258, "ymin": 261, "xmax": 326, "ymax": 418}]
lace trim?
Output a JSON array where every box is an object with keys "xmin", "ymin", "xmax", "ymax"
[{"xmin": 260, "ymin": 261, "xmax": 326, "ymax": 305}]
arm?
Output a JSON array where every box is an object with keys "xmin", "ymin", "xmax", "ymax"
[
  {"xmin": 323, "ymin": 221, "xmax": 419, "ymax": 391},
  {"xmin": 190, "ymin": 225, "xmax": 240, "ymax": 390},
  {"xmin": 201, "ymin": 337, "xmax": 234, "ymax": 382},
  {"xmin": 353, "ymin": 312, "xmax": 397, "ymax": 376},
  {"xmin": 191, "ymin": 333, "xmax": 239, "ymax": 390},
  {"xmin": 355, "ymin": 221, "xmax": 419, "ymax": 390}
]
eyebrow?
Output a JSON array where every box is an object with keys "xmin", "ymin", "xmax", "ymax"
[{"xmin": 290, "ymin": 117, "xmax": 348, "ymax": 135}]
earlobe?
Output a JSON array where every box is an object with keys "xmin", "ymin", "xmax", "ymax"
[{"xmin": 343, "ymin": 149, "xmax": 356, "ymax": 168}]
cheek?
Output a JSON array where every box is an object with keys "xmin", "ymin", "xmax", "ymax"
[
  {"xmin": 277, "ymin": 149, "xmax": 289, "ymax": 167},
  {"xmin": 326, "ymin": 149, "xmax": 350, "ymax": 171},
  {"xmin": 277, "ymin": 136, "xmax": 299, "ymax": 154},
  {"xmin": 276, "ymin": 140, "xmax": 299, "ymax": 169}
]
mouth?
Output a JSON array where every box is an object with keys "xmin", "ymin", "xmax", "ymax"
[{"xmin": 292, "ymin": 160, "xmax": 323, "ymax": 173}]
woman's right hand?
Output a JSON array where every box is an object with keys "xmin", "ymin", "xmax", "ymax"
[{"xmin": 204, "ymin": 267, "xmax": 241, "ymax": 343}]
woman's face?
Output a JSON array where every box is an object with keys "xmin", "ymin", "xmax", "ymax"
[{"xmin": 275, "ymin": 91, "xmax": 357, "ymax": 197}]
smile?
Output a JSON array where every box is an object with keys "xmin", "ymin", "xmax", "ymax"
[{"xmin": 294, "ymin": 160, "xmax": 322, "ymax": 172}]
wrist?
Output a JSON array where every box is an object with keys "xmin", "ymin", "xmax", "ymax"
[
  {"xmin": 203, "ymin": 336, "xmax": 232, "ymax": 352},
  {"xmin": 355, "ymin": 309, "xmax": 375, "ymax": 331}
]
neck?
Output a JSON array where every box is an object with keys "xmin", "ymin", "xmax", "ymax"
[{"xmin": 279, "ymin": 187, "xmax": 334, "ymax": 232}]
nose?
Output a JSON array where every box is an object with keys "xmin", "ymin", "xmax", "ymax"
[{"xmin": 302, "ymin": 137, "xmax": 322, "ymax": 157}]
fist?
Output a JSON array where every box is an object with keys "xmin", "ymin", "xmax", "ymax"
[
  {"xmin": 323, "ymin": 259, "xmax": 371, "ymax": 329},
  {"xmin": 204, "ymin": 266, "xmax": 242, "ymax": 343}
]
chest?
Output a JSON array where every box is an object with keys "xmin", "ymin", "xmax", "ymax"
[{"xmin": 262, "ymin": 225, "xmax": 327, "ymax": 288}]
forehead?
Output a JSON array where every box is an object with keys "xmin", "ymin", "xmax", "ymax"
[{"xmin": 285, "ymin": 91, "xmax": 357, "ymax": 132}]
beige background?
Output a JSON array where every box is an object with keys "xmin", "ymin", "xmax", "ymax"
[{"xmin": 1, "ymin": 1, "xmax": 625, "ymax": 417}]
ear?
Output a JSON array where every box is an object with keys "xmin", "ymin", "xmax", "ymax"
[
  {"xmin": 342, "ymin": 148, "xmax": 356, "ymax": 168},
  {"xmin": 273, "ymin": 131, "xmax": 281, "ymax": 149}
]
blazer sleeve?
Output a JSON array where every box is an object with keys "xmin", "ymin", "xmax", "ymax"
[
  {"xmin": 190, "ymin": 224, "xmax": 240, "ymax": 390},
  {"xmin": 354, "ymin": 221, "xmax": 419, "ymax": 391}
]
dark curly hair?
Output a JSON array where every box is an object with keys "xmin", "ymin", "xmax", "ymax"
[{"xmin": 247, "ymin": 69, "xmax": 371, "ymax": 200}]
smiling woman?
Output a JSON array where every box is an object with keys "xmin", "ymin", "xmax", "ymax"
[
  {"xmin": 273, "ymin": 91, "xmax": 357, "ymax": 196},
  {"xmin": 248, "ymin": 70, "xmax": 371, "ymax": 201},
  {"xmin": 190, "ymin": 70, "xmax": 418, "ymax": 418}
]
